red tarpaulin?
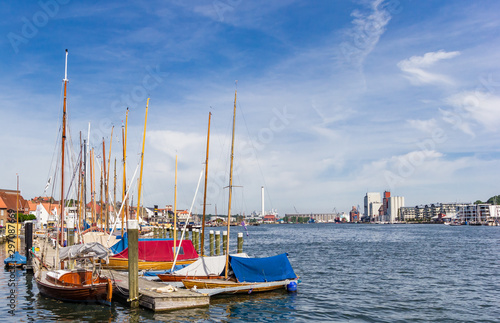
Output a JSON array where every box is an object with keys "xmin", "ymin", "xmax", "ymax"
[{"xmin": 113, "ymin": 239, "xmax": 198, "ymax": 261}]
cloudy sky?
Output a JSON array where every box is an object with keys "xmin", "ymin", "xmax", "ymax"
[{"xmin": 1, "ymin": 0, "xmax": 499, "ymax": 216}]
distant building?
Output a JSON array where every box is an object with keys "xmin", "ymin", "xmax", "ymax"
[
  {"xmin": 364, "ymin": 192, "xmax": 381, "ymax": 222},
  {"xmin": 400, "ymin": 203, "xmax": 469, "ymax": 222},
  {"xmin": 387, "ymin": 196, "xmax": 405, "ymax": 223},
  {"xmin": 349, "ymin": 206, "xmax": 360, "ymax": 222}
]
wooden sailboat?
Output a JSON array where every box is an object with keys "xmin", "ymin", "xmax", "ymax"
[
  {"xmin": 105, "ymin": 101, "xmax": 199, "ymax": 271},
  {"xmin": 182, "ymin": 86, "xmax": 298, "ymax": 295},
  {"xmin": 36, "ymin": 242, "xmax": 113, "ymax": 305},
  {"xmin": 35, "ymin": 50, "xmax": 112, "ymax": 305}
]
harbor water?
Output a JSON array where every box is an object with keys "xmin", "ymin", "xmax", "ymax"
[{"xmin": 1, "ymin": 224, "xmax": 499, "ymax": 322}]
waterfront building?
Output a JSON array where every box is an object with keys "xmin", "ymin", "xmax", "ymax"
[
  {"xmin": 458, "ymin": 204, "xmax": 500, "ymax": 224},
  {"xmin": 0, "ymin": 189, "xmax": 29, "ymax": 227},
  {"xmin": 28, "ymin": 201, "xmax": 59, "ymax": 228},
  {"xmin": 387, "ymin": 196, "xmax": 404, "ymax": 223},
  {"xmin": 400, "ymin": 203, "xmax": 469, "ymax": 222},
  {"xmin": 364, "ymin": 192, "xmax": 381, "ymax": 222},
  {"xmin": 284, "ymin": 213, "xmax": 338, "ymax": 223},
  {"xmin": 349, "ymin": 206, "xmax": 360, "ymax": 222}
]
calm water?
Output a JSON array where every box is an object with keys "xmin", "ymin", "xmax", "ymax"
[{"xmin": 1, "ymin": 224, "xmax": 499, "ymax": 322}]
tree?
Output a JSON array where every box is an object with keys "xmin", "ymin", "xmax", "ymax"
[{"xmin": 487, "ymin": 195, "xmax": 500, "ymax": 205}]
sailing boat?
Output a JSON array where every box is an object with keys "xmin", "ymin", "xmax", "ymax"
[
  {"xmin": 182, "ymin": 86, "xmax": 298, "ymax": 295},
  {"xmin": 104, "ymin": 102, "xmax": 199, "ymax": 271},
  {"xmin": 34, "ymin": 50, "xmax": 112, "ymax": 305}
]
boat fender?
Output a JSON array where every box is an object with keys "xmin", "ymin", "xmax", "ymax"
[
  {"xmin": 286, "ymin": 281, "xmax": 297, "ymax": 292},
  {"xmin": 106, "ymin": 278, "xmax": 113, "ymax": 303}
]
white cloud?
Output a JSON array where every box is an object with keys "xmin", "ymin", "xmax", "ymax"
[
  {"xmin": 339, "ymin": 0, "xmax": 392, "ymax": 69},
  {"xmin": 442, "ymin": 91, "xmax": 500, "ymax": 134},
  {"xmin": 397, "ymin": 50, "xmax": 460, "ymax": 85},
  {"xmin": 407, "ymin": 118, "xmax": 438, "ymax": 134}
]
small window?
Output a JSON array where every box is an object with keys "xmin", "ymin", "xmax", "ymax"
[{"xmin": 172, "ymin": 247, "xmax": 184, "ymax": 255}]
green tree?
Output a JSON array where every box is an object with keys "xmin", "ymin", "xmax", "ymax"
[{"xmin": 487, "ymin": 195, "xmax": 500, "ymax": 205}]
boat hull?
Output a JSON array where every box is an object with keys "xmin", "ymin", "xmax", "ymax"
[
  {"xmin": 158, "ymin": 274, "xmax": 222, "ymax": 282},
  {"xmin": 182, "ymin": 278, "xmax": 290, "ymax": 294},
  {"xmin": 36, "ymin": 271, "xmax": 111, "ymax": 304},
  {"xmin": 105, "ymin": 257, "xmax": 197, "ymax": 270}
]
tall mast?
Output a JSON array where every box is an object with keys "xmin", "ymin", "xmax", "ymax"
[
  {"xmin": 78, "ymin": 132, "xmax": 83, "ymax": 235},
  {"xmin": 101, "ymin": 138, "xmax": 106, "ymax": 229},
  {"xmin": 60, "ymin": 49, "xmax": 68, "ymax": 247},
  {"xmin": 16, "ymin": 174, "xmax": 19, "ymax": 252},
  {"xmin": 113, "ymin": 157, "xmax": 117, "ymax": 224},
  {"xmin": 225, "ymin": 85, "xmax": 237, "ymax": 278},
  {"xmin": 137, "ymin": 98, "xmax": 149, "ymax": 221},
  {"xmin": 106, "ymin": 127, "xmax": 113, "ymax": 231},
  {"xmin": 174, "ymin": 155, "xmax": 178, "ymax": 252},
  {"xmin": 83, "ymin": 139, "xmax": 87, "ymax": 227},
  {"xmin": 200, "ymin": 112, "xmax": 211, "ymax": 256},
  {"xmin": 91, "ymin": 148, "xmax": 96, "ymax": 225},
  {"xmin": 122, "ymin": 108, "xmax": 128, "ymax": 235}
]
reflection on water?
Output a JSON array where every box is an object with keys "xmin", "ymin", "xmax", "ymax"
[
  {"xmin": 1, "ymin": 224, "xmax": 500, "ymax": 322},
  {"xmin": 152, "ymin": 290, "xmax": 298, "ymax": 322}
]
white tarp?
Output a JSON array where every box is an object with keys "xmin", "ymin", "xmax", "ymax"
[
  {"xmin": 81, "ymin": 231, "xmax": 118, "ymax": 248},
  {"xmin": 59, "ymin": 242, "xmax": 109, "ymax": 261},
  {"xmin": 172, "ymin": 253, "xmax": 249, "ymax": 277}
]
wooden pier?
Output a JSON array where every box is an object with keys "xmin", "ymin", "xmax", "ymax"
[{"xmin": 110, "ymin": 270, "xmax": 209, "ymax": 312}]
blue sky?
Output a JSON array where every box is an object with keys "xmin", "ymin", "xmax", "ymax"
[{"xmin": 1, "ymin": 0, "xmax": 499, "ymax": 216}]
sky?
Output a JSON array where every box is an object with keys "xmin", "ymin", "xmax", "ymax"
[{"xmin": 1, "ymin": 0, "xmax": 499, "ymax": 217}]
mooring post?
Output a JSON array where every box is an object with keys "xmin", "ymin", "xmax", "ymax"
[
  {"xmin": 223, "ymin": 231, "xmax": 227, "ymax": 255},
  {"xmin": 209, "ymin": 230, "xmax": 214, "ymax": 256},
  {"xmin": 25, "ymin": 222, "xmax": 33, "ymax": 272},
  {"xmin": 237, "ymin": 232, "xmax": 243, "ymax": 254},
  {"xmin": 194, "ymin": 229, "xmax": 199, "ymax": 253},
  {"xmin": 67, "ymin": 218, "xmax": 75, "ymax": 269},
  {"xmin": 128, "ymin": 219, "xmax": 139, "ymax": 308},
  {"xmin": 215, "ymin": 231, "xmax": 221, "ymax": 256}
]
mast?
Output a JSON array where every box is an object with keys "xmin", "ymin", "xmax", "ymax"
[
  {"xmin": 77, "ymin": 132, "xmax": 83, "ymax": 237},
  {"xmin": 83, "ymin": 138, "xmax": 87, "ymax": 228},
  {"xmin": 91, "ymin": 148, "xmax": 96, "ymax": 225},
  {"xmin": 101, "ymin": 139, "xmax": 105, "ymax": 229},
  {"xmin": 122, "ymin": 108, "xmax": 129, "ymax": 235},
  {"xmin": 137, "ymin": 98, "xmax": 149, "ymax": 221},
  {"xmin": 60, "ymin": 49, "xmax": 68, "ymax": 247},
  {"xmin": 225, "ymin": 85, "xmax": 237, "ymax": 278},
  {"xmin": 16, "ymin": 174, "xmax": 19, "ymax": 252},
  {"xmin": 200, "ymin": 112, "xmax": 211, "ymax": 256},
  {"xmin": 174, "ymin": 155, "xmax": 178, "ymax": 252},
  {"xmin": 106, "ymin": 127, "xmax": 113, "ymax": 231},
  {"xmin": 113, "ymin": 157, "xmax": 117, "ymax": 224}
]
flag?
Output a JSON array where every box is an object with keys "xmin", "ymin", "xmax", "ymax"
[{"xmin": 241, "ymin": 220, "xmax": 249, "ymax": 236}]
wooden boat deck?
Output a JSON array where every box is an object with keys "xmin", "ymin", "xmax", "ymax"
[
  {"xmin": 110, "ymin": 270, "xmax": 209, "ymax": 312},
  {"xmin": 182, "ymin": 278, "xmax": 293, "ymax": 296}
]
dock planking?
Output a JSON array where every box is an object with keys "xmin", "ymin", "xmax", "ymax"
[{"xmin": 109, "ymin": 270, "xmax": 209, "ymax": 312}]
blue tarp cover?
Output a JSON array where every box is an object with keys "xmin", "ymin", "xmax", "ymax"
[
  {"xmin": 143, "ymin": 265, "xmax": 187, "ymax": 276},
  {"xmin": 230, "ymin": 253, "xmax": 297, "ymax": 283},
  {"xmin": 4, "ymin": 251, "xmax": 26, "ymax": 266}
]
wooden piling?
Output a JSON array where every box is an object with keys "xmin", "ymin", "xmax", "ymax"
[
  {"xmin": 237, "ymin": 232, "xmax": 243, "ymax": 253},
  {"xmin": 215, "ymin": 231, "xmax": 221, "ymax": 256},
  {"xmin": 25, "ymin": 222, "xmax": 33, "ymax": 271},
  {"xmin": 209, "ymin": 230, "xmax": 214, "ymax": 256},
  {"xmin": 223, "ymin": 231, "xmax": 227, "ymax": 255},
  {"xmin": 194, "ymin": 229, "xmax": 199, "ymax": 253},
  {"xmin": 128, "ymin": 219, "xmax": 139, "ymax": 308}
]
